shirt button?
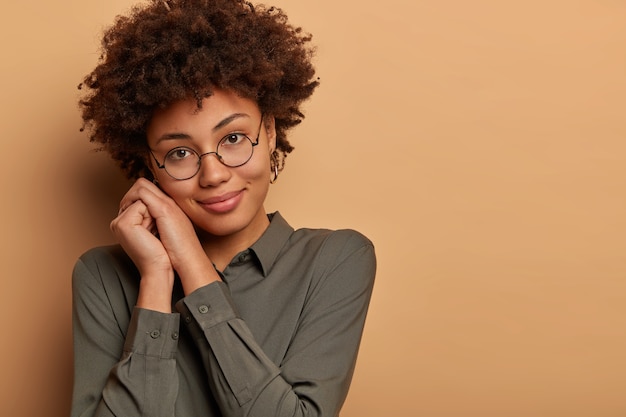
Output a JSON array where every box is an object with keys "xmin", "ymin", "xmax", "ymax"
[
  {"xmin": 171, "ymin": 332, "xmax": 179, "ymax": 340},
  {"xmin": 184, "ymin": 316, "xmax": 192, "ymax": 324},
  {"xmin": 150, "ymin": 330, "xmax": 160, "ymax": 339},
  {"xmin": 199, "ymin": 305, "xmax": 210, "ymax": 314}
]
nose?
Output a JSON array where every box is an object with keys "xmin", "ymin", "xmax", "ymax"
[{"xmin": 197, "ymin": 152, "xmax": 231, "ymax": 187}]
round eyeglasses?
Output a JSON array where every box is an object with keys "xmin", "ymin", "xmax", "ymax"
[{"xmin": 150, "ymin": 116, "xmax": 263, "ymax": 180}]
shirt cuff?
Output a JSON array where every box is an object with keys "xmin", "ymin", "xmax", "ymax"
[
  {"xmin": 123, "ymin": 307, "xmax": 180, "ymax": 358},
  {"xmin": 175, "ymin": 281, "xmax": 240, "ymax": 336}
]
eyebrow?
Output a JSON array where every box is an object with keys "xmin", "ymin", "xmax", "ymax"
[
  {"xmin": 212, "ymin": 113, "xmax": 250, "ymax": 131},
  {"xmin": 155, "ymin": 112, "xmax": 251, "ymax": 144}
]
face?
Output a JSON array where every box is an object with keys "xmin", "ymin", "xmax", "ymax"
[{"xmin": 146, "ymin": 88, "xmax": 276, "ymax": 244}]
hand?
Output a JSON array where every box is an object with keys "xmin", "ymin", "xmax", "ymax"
[
  {"xmin": 111, "ymin": 180, "xmax": 172, "ymax": 279},
  {"xmin": 111, "ymin": 178, "xmax": 219, "ymax": 300}
]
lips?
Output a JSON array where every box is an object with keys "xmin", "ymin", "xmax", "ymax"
[{"xmin": 198, "ymin": 190, "xmax": 244, "ymax": 214}]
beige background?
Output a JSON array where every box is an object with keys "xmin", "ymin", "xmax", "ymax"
[{"xmin": 1, "ymin": 1, "xmax": 625, "ymax": 416}]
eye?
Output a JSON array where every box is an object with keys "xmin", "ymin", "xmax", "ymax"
[
  {"xmin": 165, "ymin": 147, "xmax": 195, "ymax": 162},
  {"xmin": 220, "ymin": 133, "xmax": 247, "ymax": 147}
]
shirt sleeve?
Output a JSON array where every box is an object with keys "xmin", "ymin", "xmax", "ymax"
[
  {"xmin": 71, "ymin": 255, "xmax": 181, "ymax": 417},
  {"xmin": 175, "ymin": 231, "xmax": 376, "ymax": 417}
]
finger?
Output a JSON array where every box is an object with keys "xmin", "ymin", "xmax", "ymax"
[
  {"xmin": 118, "ymin": 178, "xmax": 170, "ymax": 217},
  {"xmin": 112, "ymin": 200, "xmax": 151, "ymax": 231}
]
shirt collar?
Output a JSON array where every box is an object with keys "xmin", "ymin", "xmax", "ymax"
[{"xmin": 249, "ymin": 211, "xmax": 294, "ymax": 277}]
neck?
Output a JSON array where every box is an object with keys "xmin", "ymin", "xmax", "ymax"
[{"xmin": 198, "ymin": 209, "xmax": 270, "ymax": 271}]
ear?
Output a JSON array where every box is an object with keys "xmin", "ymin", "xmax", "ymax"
[{"xmin": 264, "ymin": 115, "xmax": 277, "ymax": 153}]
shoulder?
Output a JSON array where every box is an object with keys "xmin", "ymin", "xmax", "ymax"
[
  {"xmin": 72, "ymin": 245, "xmax": 138, "ymax": 336},
  {"xmin": 283, "ymin": 227, "xmax": 376, "ymax": 308},
  {"xmin": 292, "ymin": 227, "xmax": 374, "ymax": 257},
  {"xmin": 266, "ymin": 213, "xmax": 375, "ymax": 268},
  {"xmin": 73, "ymin": 244, "xmax": 137, "ymax": 289},
  {"xmin": 77, "ymin": 244, "xmax": 129, "ymax": 265},
  {"xmin": 320, "ymin": 228, "xmax": 374, "ymax": 254},
  {"xmin": 290, "ymin": 227, "xmax": 376, "ymax": 281},
  {"xmin": 75, "ymin": 245, "xmax": 133, "ymax": 274}
]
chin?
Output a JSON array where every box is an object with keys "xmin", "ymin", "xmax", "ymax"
[
  {"xmin": 193, "ymin": 217, "xmax": 240, "ymax": 237},
  {"xmin": 192, "ymin": 210, "xmax": 254, "ymax": 238}
]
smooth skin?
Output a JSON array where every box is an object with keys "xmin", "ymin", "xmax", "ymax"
[{"xmin": 110, "ymin": 89, "xmax": 277, "ymax": 313}]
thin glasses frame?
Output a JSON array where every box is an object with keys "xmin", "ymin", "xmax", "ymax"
[{"xmin": 150, "ymin": 115, "xmax": 264, "ymax": 180}]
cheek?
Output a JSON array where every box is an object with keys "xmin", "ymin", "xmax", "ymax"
[
  {"xmin": 241, "ymin": 153, "xmax": 271, "ymax": 180},
  {"xmin": 158, "ymin": 181, "xmax": 194, "ymax": 203}
]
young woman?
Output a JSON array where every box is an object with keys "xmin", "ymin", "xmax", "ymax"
[{"xmin": 71, "ymin": 1, "xmax": 376, "ymax": 416}]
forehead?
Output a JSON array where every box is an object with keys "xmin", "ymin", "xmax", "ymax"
[{"xmin": 147, "ymin": 89, "xmax": 260, "ymax": 140}]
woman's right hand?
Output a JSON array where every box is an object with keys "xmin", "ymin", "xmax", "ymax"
[
  {"xmin": 110, "ymin": 178, "xmax": 220, "ymax": 311},
  {"xmin": 110, "ymin": 178, "xmax": 178, "ymax": 312},
  {"xmin": 111, "ymin": 194, "xmax": 171, "ymax": 277}
]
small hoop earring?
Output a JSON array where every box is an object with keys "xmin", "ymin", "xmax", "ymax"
[{"xmin": 270, "ymin": 153, "xmax": 279, "ymax": 184}]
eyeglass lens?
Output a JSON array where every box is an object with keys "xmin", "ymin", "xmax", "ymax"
[{"xmin": 163, "ymin": 133, "xmax": 254, "ymax": 180}]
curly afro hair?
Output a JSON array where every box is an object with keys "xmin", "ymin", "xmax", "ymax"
[{"xmin": 79, "ymin": 0, "xmax": 319, "ymax": 179}]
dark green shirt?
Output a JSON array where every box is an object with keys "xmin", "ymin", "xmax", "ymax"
[{"xmin": 71, "ymin": 212, "xmax": 376, "ymax": 417}]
